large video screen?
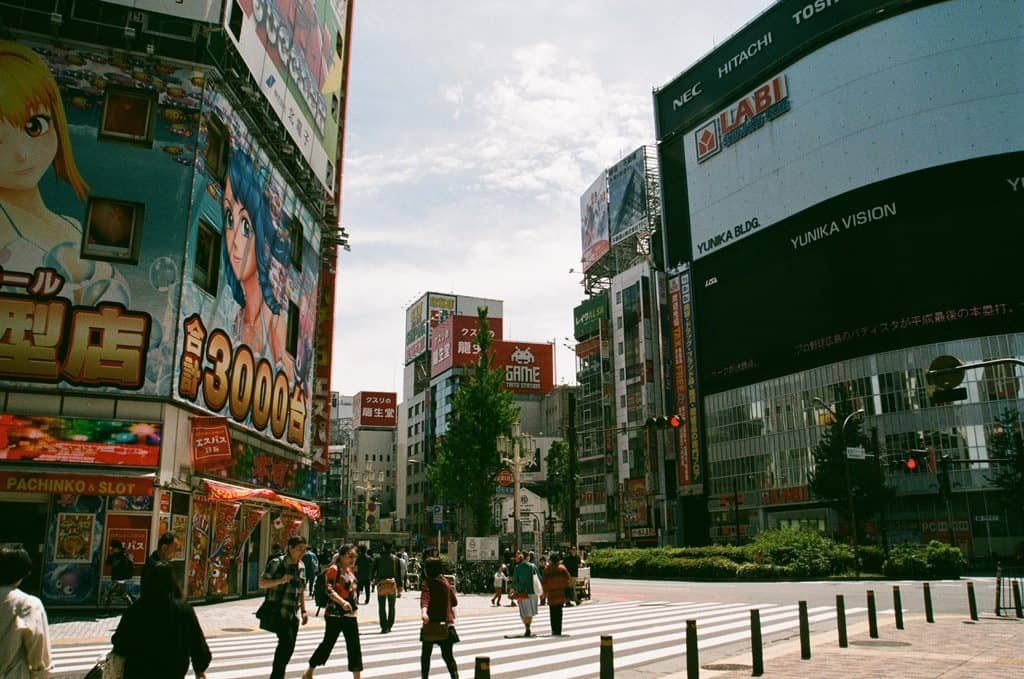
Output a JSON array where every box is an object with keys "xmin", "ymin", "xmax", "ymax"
[{"xmin": 693, "ymin": 152, "xmax": 1024, "ymax": 394}]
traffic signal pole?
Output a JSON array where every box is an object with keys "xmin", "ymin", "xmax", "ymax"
[{"xmin": 567, "ymin": 391, "xmax": 579, "ymax": 550}]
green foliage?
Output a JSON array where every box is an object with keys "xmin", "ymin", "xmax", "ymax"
[
  {"xmin": 736, "ymin": 562, "xmax": 794, "ymax": 579},
  {"xmin": 857, "ymin": 545, "xmax": 886, "ymax": 574},
  {"xmin": 429, "ymin": 307, "xmax": 520, "ymax": 535},
  {"xmin": 987, "ymin": 409, "xmax": 1024, "ymax": 520},
  {"xmin": 748, "ymin": 529, "xmax": 854, "ymax": 577},
  {"xmin": 539, "ymin": 440, "xmax": 575, "ymax": 528},
  {"xmin": 882, "ymin": 541, "xmax": 965, "ymax": 578}
]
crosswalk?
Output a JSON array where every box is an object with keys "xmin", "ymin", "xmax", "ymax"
[{"xmin": 52, "ymin": 599, "xmax": 868, "ymax": 678}]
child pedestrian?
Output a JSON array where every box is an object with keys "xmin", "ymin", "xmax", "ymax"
[{"xmin": 491, "ymin": 564, "xmax": 507, "ymax": 606}]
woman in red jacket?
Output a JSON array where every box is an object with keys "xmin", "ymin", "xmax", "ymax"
[
  {"xmin": 302, "ymin": 544, "xmax": 362, "ymax": 679},
  {"xmin": 419, "ymin": 557, "xmax": 459, "ymax": 678},
  {"xmin": 541, "ymin": 553, "xmax": 572, "ymax": 636}
]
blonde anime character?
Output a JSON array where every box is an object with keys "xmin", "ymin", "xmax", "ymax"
[{"xmin": 0, "ymin": 40, "xmax": 120, "ymax": 304}]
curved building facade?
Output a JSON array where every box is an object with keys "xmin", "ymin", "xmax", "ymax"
[{"xmin": 655, "ymin": 0, "xmax": 1024, "ymax": 553}]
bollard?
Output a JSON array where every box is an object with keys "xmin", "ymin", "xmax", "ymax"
[
  {"xmin": 599, "ymin": 635, "xmax": 614, "ymax": 679},
  {"xmin": 893, "ymin": 585, "xmax": 904, "ymax": 630},
  {"xmin": 686, "ymin": 619, "xmax": 699, "ymax": 679},
  {"xmin": 750, "ymin": 609, "xmax": 764, "ymax": 676},
  {"xmin": 798, "ymin": 600, "xmax": 811, "ymax": 660},
  {"xmin": 836, "ymin": 594, "xmax": 848, "ymax": 648},
  {"xmin": 924, "ymin": 583, "xmax": 934, "ymax": 623},
  {"xmin": 968, "ymin": 581, "xmax": 979, "ymax": 621},
  {"xmin": 1013, "ymin": 581, "xmax": 1023, "ymax": 619},
  {"xmin": 867, "ymin": 590, "xmax": 878, "ymax": 638},
  {"xmin": 474, "ymin": 656, "xmax": 491, "ymax": 679}
]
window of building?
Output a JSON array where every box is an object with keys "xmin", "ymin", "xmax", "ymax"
[
  {"xmin": 204, "ymin": 114, "xmax": 229, "ymax": 182},
  {"xmin": 228, "ymin": 0, "xmax": 244, "ymax": 39},
  {"xmin": 615, "ymin": 290, "xmax": 621, "ymax": 304},
  {"xmin": 617, "ymin": 342, "xmax": 624, "ymax": 355},
  {"xmin": 193, "ymin": 220, "xmax": 220, "ymax": 295},
  {"xmin": 82, "ymin": 197, "xmax": 144, "ymax": 263},
  {"xmin": 100, "ymin": 88, "xmax": 156, "ymax": 144},
  {"xmin": 286, "ymin": 300, "xmax": 299, "ymax": 356},
  {"xmin": 289, "ymin": 218, "xmax": 303, "ymax": 269},
  {"xmin": 616, "ymin": 316, "xmax": 623, "ymax": 329}
]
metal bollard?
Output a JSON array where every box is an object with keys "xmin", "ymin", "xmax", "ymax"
[
  {"xmin": 836, "ymin": 594, "xmax": 848, "ymax": 648},
  {"xmin": 1013, "ymin": 581, "xmax": 1023, "ymax": 619},
  {"xmin": 750, "ymin": 609, "xmax": 764, "ymax": 676},
  {"xmin": 924, "ymin": 583, "xmax": 934, "ymax": 623},
  {"xmin": 474, "ymin": 656, "xmax": 491, "ymax": 679},
  {"xmin": 893, "ymin": 585, "xmax": 904, "ymax": 630},
  {"xmin": 867, "ymin": 590, "xmax": 878, "ymax": 638},
  {"xmin": 798, "ymin": 600, "xmax": 811, "ymax": 660},
  {"xmin": 968, "ymin": 581, "xmax": 979, "ymax": 621},
  {"xmin": 687, "ymin": 619, "xmax": 699, "ymax": 679},
  {"xmin": 600, "ymin": 635, "xmax": 614, "ymax": 679}
]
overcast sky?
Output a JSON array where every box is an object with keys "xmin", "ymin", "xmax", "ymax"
[{"xmin": 332, "ymin": 0, "xmax": 774, "ymax": 396}]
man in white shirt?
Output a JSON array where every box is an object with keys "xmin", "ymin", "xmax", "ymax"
[{"xmin": 0, "ymin": 545, "xmax": 51, "ymax": 678}]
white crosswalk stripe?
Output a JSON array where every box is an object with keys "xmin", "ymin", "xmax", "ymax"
[{"xmin": 51, "ymin": 599, "xmax": 870, "ymax": 678}]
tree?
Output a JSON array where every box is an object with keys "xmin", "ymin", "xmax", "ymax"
[
  {"xmin": 540, "ymin": 440, "xmax": 577, "ymax": 537},
  {"xmin": 988, "ymin": 409, "xmax": 1024, "ymax": 520},
  {"xmin": 429, "ymin": 307, "xmax": 519, "ymax": 535},
  {"xmin": 807, "ymin": 398, "xmax": 888, "ymax": 543}
]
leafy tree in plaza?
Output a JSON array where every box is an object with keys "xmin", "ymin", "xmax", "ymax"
[
  {"xmin": 807, "ymin": 395, "xmax": 888, "ymax": 543},
  {"xmin": 539, "ymin": 439, "xmax": 577, "ymax": 537},
  {"xmin": 987, "ymin": 409, "xmax": 1024, "ymax": 520},
  {"xmin": 429, "ymin": 307, "xmax": 519, "ymax": 535}
]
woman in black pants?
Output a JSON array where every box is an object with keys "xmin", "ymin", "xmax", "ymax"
[
  {"xmin": 303, "ymin": 545, "xmax": 362, "ymax": 679},
  {"xmin": 419, "ymin": 557, "xmax": 459, "ymax": 678}
]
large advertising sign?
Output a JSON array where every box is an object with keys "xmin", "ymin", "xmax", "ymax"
[
  {"xmin": 431, "ymin": 314, "xmax": 504, "ymax": 377},
  {"xmin": 405, "ymin": 293, "xmax": 459, "ymax": 364},
  {"xmin": 681, "ymin": 1, "xmax": 1021, "ymax": 260},
  {"xmin": 694, "ymin": 151, "xmax": 1024, "ymax": 394},
  {"xmin": 668, "ymin": 273, "xmax": 702, "ymax": 492},
  {"xmin": 580, "ymin": 172, "xmax": 609, "ymax": 272},
  {"xmin": 0, "ymin": 40, "xmax": 205, "ymax": 397},
  {"xmin": 574, "ymin": 294, "xmax": 608, "ymax": 340},
  {"xmin": 491, "ymin": 341, "xmax": 555, "ymax": 395},
  {"xmin": 175, "ymin": 84, "xmax": 319, "ymax": 453},
  {"xmin": 100, "ymin": 0, "xmax": 222, "ymax": 23},
  {"xmin": 608, "ymin": 148, "xmax": 648, "ymax": 245},
  {"xmin": 225, "ymin": 0, "xmax": 348, "ymax": 192},
  {"xmin": 653, "ymin": 0, "xmax": 948, "ymax": 140},
  {"xmin": 0, "ymin": 416, "xmax": 161, "ymax": 468},
  {"xmin": 353, "ymin": 391, "xmax": 397, "ymax": 429},
  {"xmin": 310, "ymin": 245, "xmax": 336, "ymax": 471}
]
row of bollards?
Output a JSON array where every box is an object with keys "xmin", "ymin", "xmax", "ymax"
[{"xmin": 477, "ymin": 581, "xmax": 993, "ymax": 679}]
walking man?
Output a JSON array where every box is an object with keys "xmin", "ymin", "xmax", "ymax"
[
  {"xmin": 259, "ymin": 535, "xmax": 309, "ymax": 679},
  {"xmin": 562, "ymin": 546, "xmax": 581, "ymax": 606},
  {"xmin": 372, "ymin": 544, "xmax": 402, "ymax": 633},
  {"xmin": 355, "ymin": 545, "xmax": 373, "ymax": 605},
  {"xmin": 303, "ymin": 545, "xmax": 320, "ymax": 597},
  {"xmin": 104, "ymin": 540, "xmax": 135, "ymax": 609},
  {"xmin": 142, "ymin": 532, "xmax": 179, "ymax": 594}
]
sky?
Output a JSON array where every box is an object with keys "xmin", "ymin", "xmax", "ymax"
[{"xmin": 332, "ymin": 0, "xmax": 774, "ymax": 396}]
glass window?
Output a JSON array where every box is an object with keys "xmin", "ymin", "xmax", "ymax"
[
  {"xmin": 289, "ymin": 218, "xmax": 303, "ymax": 269},
  {"xmin": 82, "ymin": 197, "xmax": 144, "ymax": 263},
  {"xmin": 204, "ymin": 115, "xmax": 229, "ymax": 182},
  {"xmin": 286, "ymin": 300, "xmax": 299, "ymax": 356},
  {"xmin": 100, "ymin": 88, "xmax": 155, "ymax": 144},
  {"xmin": 194, "ymin": 220, "xmax": 220, "ymax": 295}
]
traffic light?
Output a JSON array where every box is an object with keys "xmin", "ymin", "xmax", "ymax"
[
  {"xmin": 901, "ymin": 449, "xmax": 932, "ymax": 473},
  {"xmin": 646, "ymin": 414, "xmax": 682, "ymax": 429}
]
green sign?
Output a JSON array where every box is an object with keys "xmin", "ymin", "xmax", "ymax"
[{"xmin": 574, "ymin": 294, "xmax": 608, "ymax": 339}]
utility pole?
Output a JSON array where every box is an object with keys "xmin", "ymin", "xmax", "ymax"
[
  {"xmin": 567, "ymin": 390, "xmax": 579, "ymax": 550},
  {"xmin": 813, "ymin": 398, "xmax": 865, "ymax": 562},
  {"xmin": 497, "ymin": 421, "xmax": 535, "ymax": 553}
]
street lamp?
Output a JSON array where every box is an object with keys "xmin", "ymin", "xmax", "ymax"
[
  {"xmin": 496, "ymin": 420, "xmax": 535, "ymax": 553},
  {"xmin": 352, "ymin": 466, "xmax": 383, "ymax": 533},
  {"xmin": 813, "ymin": 397, "xmax": 866, "ymax": 555}
]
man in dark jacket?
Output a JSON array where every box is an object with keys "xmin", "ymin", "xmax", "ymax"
[
  {"xmin": 562, "ymin": 546, "xmax": 581, "ymax": 605},
  {"xmin": 372, "ymin": 544, "xmax": 403, "ymax": 633},
  {"xmin": 301, "ymin": 546, "xmax": 319, "ymax": 596},
  {"xmin": 105, "ymin": 540, "xmax": 135, "ymax": 608},
  {"xmin": 142, "ymin": 532, "xmax": 179, "ymax": 595},
  {"xmin": 355, "ymin": 544, "xmax": 373, "ymax": 604}
]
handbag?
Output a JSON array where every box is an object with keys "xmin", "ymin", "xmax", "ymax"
[
  {"xmin": 256, "ymin": 597, "xmax": 281, "ymax": 632},
  {"xmin": 422, "ymin": 621, "xmax": 449, "ymax": 642},
  {"xmin": 532, "ymin": 571, "xmax": 543, "ymax": 597},
  {"xmin": 377, "ymin": 578, "xmax": 397, "ymax": 597}
]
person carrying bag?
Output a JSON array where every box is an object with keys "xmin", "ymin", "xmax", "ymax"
[
  {"xmin": 419, "ymin": 558, "xmax": 459, "ymax": 678},
  {"xmin": 301, "ymin": 545, "xmax": 362, "ymax": 679},
  {"xmin": 258, "ymin": 536, "xmax": 309, "ymax": 679}
]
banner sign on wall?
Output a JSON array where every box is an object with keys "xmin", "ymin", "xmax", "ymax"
[
  {"xmin": 0, "ymin": 470, "xmax": 154, "ymax": 496},
  {"xmin": 207, "ymin": 502, "xmax": 240, "ymax": 596},
  {"xmin": 310, "ymin": 245, "xmax": 338, "ymax": 471},
  {"xmin": 235, "ymin": 505, "xmax": 268, "ymax": 559},
  {"xmin": 105, "ymin": 514, "xmax": 150, "ymax": 567},
  {"xmin": 405, "ymin": 293, "xmax": 459, "ymax": 364},
  {"xmin": 608, "ymin": 147, "xmax": 649, "ymax": 244},
  {"xmin": 431, "ymin": 314, "xmax": 505, "ymax": 377},
  {"xmin": 187, "ymin": 497, "xmax": 213, "ymax": 598},
  {"xmin": 573, "ymin": 294, "xmax": 609, "ymax": 340},
  {"xmin": 352, "ymin": 391, "xmax": 398, "ymax": 428},
  {"xmin": 491, "ymin": 341, "xmax": 556, "ymax": 395},
  {"xmin": 189, "ymin": 417, "xmax": 232, "ymax": 472},
  {"xmin": 669, "ymin": 273, "xmax": 702, "ymax": 493},
  {"xmin": 0, "ymin": 416, "xmax": 160, "ymax": 468},
  {"xmin": 580, "ymin": 172, "xmax": 610, "ymax": 272}
]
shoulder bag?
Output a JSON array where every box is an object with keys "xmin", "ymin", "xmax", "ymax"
[
  {"xmin": 532, "ymin": 568, "xmax": 543, "ymax": 597},
  {"xmin": 256, "ymin": 558, "xmax": 284, "ymax": 632},
  {"xmin": 422, "ymin": 621, "xmax": 449, "ymax": 642}
]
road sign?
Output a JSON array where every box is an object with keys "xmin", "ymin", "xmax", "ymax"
[
  {"xmin": 497, "ymin": 469, "xmax": 513, "ymax": 486},
  {"xmin": 431, "ymin": 505, "xmax": 443, "ymax": 527},
  {"xmin": 845, "ymin": 446, "xmax": 866, "ymax": 460},
  {"xmin": 927, "ymin": 355, "xmax": 965, "ymax": 389}
]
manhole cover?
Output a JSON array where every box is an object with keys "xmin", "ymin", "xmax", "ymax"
[
  {"xmin": 702, "ymin": 664, "xmax": 752, "ymax": 671},
  {"xmin": 221, "ymin": 627, "xmax": 255, "ymax": 632},
  {"xmin": 851, "ymin": 640, "xmax": 912, "ymax": 647}
]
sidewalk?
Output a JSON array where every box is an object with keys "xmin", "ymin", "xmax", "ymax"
[
  {"xmin": 48, "ymin": 590, "xmax": 515, "ymax": 645},
  {"xmin": 620, "ymin": 614, "xmax": 1024, "ymax": 678}
]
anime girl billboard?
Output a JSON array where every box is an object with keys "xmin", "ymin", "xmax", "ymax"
[{"xmin": 176, "ymin": 86, "xmax": 317, "ymax": 453}]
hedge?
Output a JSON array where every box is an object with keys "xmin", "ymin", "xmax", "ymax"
[{"xmin": 882, "ymin": 541, "xmax": 966, "ymax": 579}]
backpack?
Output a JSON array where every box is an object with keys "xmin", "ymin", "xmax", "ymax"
[{"xmin": 313, "ymin": 569, "xmax": 330, "ymax": 608}]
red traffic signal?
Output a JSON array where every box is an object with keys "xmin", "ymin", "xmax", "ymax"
[
  {"xmin": 666, "ymin": 414, "xmax": 682, "ymax": 428},
  {"xmin": 646, "ymin": 415, "xmax": 683, "ymax": 429},
  {"xmin": 904, "ymin": 457, "xmax": 918, "ymax": 471}
]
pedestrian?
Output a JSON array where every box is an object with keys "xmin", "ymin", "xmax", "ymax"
[
  {"xmin": 259, "ymin": 535, "xmax": 310, "ymax": 679},
  {"xmin": 419, "ymin": 557, "xmax": 459, "ymax": 678},
  {"xmin": 303, "ymin": 545, "xmax": 320, "ymax": 597},
  {"xmin": 111, "ymin": 561, "xmax": 211, "ymax": 678},
  {"xmin": 358, "ymin": 548, "xmax": 378, "ymax": 606},
  {"xmin": 562, "ymin": 546, "xmax": 581, "ymax": 606},
  {"xmin": 509, "ymin": 551, "xmax": 540, "ymax": 638},
  {"xmin": 302, "ymin": 544, "xmax": 362, "ymax": 679},
  {"xmin": 372, "ymin": 544, "xmax": 402, "ymax": 633},
  {"xmin": 491, "ymin": 564, "xmax": 507, "ymax": 606},
  {"xmin": 142, "ymin": 531, "xmax": 179, "ymax": 594},
  {"xmin": 104, "ymin": 540, "xmax": 135, "ymax": 609},
  {"xmin": 0, "ymin": 545, "xmax": 51, "ymax": 678},
  {"xmin": 542, "ymin": 554, "xmax": 571, "ymax": 636},
  {"xmin": 537, "ymin": 555, "xmax": 548, "ymax": 605}
]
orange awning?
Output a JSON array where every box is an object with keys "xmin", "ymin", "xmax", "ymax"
[{"xmin": 201, "ymin": 478, "xmax": 321, "ymax": 521}]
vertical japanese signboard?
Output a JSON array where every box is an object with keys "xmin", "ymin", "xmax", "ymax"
[
  {"xmin": 669, "ymin": 272, "xmax": 702, "ymax": 493},
  {"xmin": 430, "ymin": 314, "xmax": 504, "ymax": 377}
]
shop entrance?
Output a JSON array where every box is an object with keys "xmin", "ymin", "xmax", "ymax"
[{"xmin": 0, "ymin": 501, "xmax": 49, "ymax": 595}]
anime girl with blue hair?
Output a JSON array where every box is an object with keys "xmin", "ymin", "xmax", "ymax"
[{"xmin": 221, "ymin": 148, "xmax": 294, "ymax": 381}]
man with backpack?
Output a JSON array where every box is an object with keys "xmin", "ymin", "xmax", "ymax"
[
  {"xmin": 302, "ymin": 545, "xmax": 320, "ymax": 597},
  {"xmin": 371, "ymin": 544, "xmax": 403, "ymax": 633}
]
